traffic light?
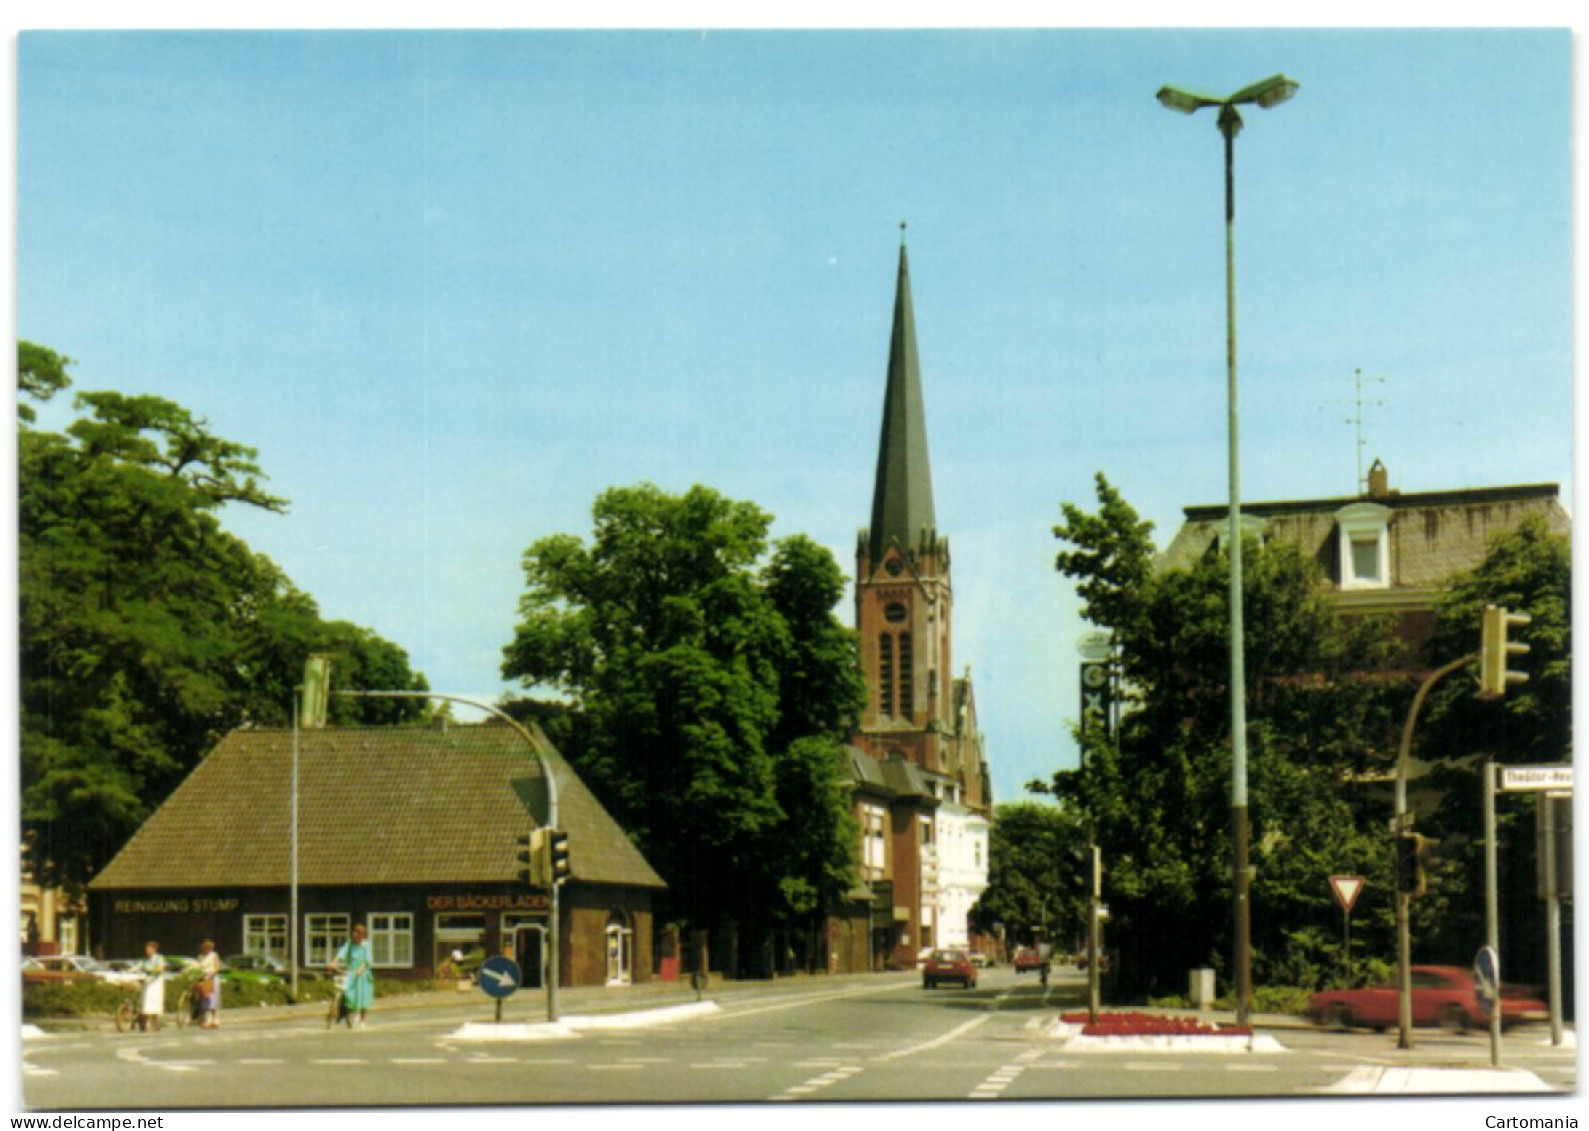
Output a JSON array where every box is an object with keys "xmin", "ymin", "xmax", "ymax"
[
  {"xmin": 1479, "ymin": 603, "xmax": 1531, "ymax": 700},
  {"xmin": 1396, "ymin": 832, "xmax": 1437, "ymax": 898},
  {"xmin": 516, "ymin": 833, "xmax": 537, "ymax": 886},
  {"xmin": 548, "ymin": 829, "xmax": 571, "ymax": 885}
]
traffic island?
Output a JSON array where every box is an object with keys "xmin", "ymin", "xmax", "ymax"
[
  {"xmin": 449, "ymin": 1000, "xmax": 721, "ymax": 1041},
  {"xmin": 1043, "ymin": 1011, "xmax": 1288, "ymax": 1053}
]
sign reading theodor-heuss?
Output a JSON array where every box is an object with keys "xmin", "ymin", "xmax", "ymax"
[{"xmin": 1499, "ymin": 765, "xmax": 1574, "ymax": 792}]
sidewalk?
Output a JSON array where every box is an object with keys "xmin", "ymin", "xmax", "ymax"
[{"xmin": 25, "ymin": 969, "xmax": 869, "ymax": 1035}]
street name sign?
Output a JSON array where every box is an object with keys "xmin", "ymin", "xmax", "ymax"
[
  {"xmin": 1329, "ymin": 875, "xmax": 1365, "ymax": 914},
  {"xmin": 1499, "ymin": 765, "xmax": 1574, "ymax": 793},
  {"xmin": 477, "ymin": 955, "xmax": 522, "ymax": 999}
]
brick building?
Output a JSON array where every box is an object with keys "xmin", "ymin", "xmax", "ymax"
[{"xmin": 88, "ymin": 722, "xmax": 665, "ymax": 987}]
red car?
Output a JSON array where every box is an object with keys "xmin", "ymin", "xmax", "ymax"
[
  {"xmin": 1307, "ymin": 965, "xmax": 1548, "ymax": 1032},
  {"xmin": 922, "ymin": 948, "xmax": 978, "ymax": 990},
  {"xmin": 1013, "ymin": 947, "xmax": 1044, "ymax": 973}
]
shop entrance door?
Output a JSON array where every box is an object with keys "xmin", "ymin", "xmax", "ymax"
[
  {"xmin": 605, "ymin": 912, "xmax": 633, "ymax": 985},
  {"xmin": 504, "ymin": 915, "xmax": 545, "ymax": 988}
]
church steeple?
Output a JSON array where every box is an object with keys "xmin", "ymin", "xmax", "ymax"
[{"xmin": 867, "ymin": 223, "xmax": 936, "ymax": 565}]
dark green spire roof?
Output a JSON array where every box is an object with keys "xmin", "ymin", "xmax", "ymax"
[{"xmin": 868, "ymin": 229, "xmax": 936, "ymax": 563}]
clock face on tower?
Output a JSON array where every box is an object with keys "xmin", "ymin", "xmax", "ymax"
[{"xmin": 884, "ymin": 558, "xmax": 903, "ymax": 576}]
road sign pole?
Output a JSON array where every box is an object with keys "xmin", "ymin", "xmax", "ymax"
[
  {"xmin": 1543, "ymin": 794, "xmax": 1563, "ymax": 1046},
  {"xmin": 1484, "ymin": 760, "xmax": 1501, "ymax": 1068}
]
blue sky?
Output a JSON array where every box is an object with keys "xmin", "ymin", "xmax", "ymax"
[{"xmin": 11, "ymin": 25, "xmax": 1574, "ymax": 808}]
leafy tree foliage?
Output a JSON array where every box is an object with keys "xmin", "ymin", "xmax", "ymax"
[
  {"xmin": 501, "ymin": 484, "xmax": 864, "ymax": 940},
  {"xmin": 1413, "ymin": 513, "xmax": 1572, "ymax": 987},
  {"xmin": 1044, "ymin": 474, "xmax": 1407, "ymax": 997},
  {"xmin": 18, "ymin": 342, "xmax": 427, "ymax": 888},
  {"xmin": 969, "ymin": 802, "xmax": 1089, "ymax": 950}
]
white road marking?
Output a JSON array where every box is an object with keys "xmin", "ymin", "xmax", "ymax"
[
  {"xmin": 874, "ymin": 1014, "xmax": 991, "ymax": 1062},
  {"xmin": 770, "ymin": 1063, "xmax": 864, "ymax": 1101}
]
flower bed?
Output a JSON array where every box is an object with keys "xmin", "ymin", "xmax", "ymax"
[{"xmin": 1060, "ymin": 1011, "xmax": 1253, "ymax": 1038}]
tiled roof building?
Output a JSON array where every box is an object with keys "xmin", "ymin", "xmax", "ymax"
[
  {"xmin": 1158, "ymin": 460, "xmax": 1568, "ymax": 659},
  {"xmin": 89, "ymin": 723, "xmax": 664, "ymax": 987}
]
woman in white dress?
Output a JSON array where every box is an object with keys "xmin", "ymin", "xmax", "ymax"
[{"xmin": 138, "ymin": 940, "xmax": 167, "ymax": 1031}]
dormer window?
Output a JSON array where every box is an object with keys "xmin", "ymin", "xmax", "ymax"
[
  {"xmin": 1214, "ymin": 514, "xmax": 1269, "ymax": 553},
  {"xmin": 1336, "ymin": 502, "xmax": 1391, "ymax": 590}
]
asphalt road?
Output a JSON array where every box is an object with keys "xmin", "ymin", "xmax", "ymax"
[{"xmin": 19, "ymin": 965, "xmax": 1577, "ymax": 1111}]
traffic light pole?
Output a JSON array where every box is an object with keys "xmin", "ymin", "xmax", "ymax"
[
  {"xmin": 336, "ymin": 690, "xmax": 562, "ymax": 1022},
  {"xmin": 1393, "ymin": 654, "xmax": 1471, "ymax": 1050}
]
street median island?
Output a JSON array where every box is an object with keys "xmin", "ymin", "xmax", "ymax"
[
  {"xmin": 1042, "ymin": 1012, "xmax": 1288, "ymax": 1053},
  {"xmin": 450, "ymin": 1000, "xmax": 721, "ymax": 1041}
]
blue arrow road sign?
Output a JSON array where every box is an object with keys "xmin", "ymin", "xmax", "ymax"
[
  {"xmin": 477, "ymin": 955, "xmax": 522, "ymax": 999},
  {"xmin": 1473, "ymin": 946, "xmax": 1500, "ymax": 1018}
]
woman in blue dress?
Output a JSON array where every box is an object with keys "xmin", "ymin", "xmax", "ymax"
[{"xmin": 331, "ymin": 923, "xmax": 374, "ymax": 1029}]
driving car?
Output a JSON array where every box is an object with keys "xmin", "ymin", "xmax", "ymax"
[
  {"xmin": 1013, "ymin": 947, "xmax": 1044, "ymax": 973},
  {"xmin": 922, "ymin": 948, "xmax": 978, "ymax": 990},
  {"xmin": 1307, "ymin": 965, "xmax": 1548, "ymax": 1032}
]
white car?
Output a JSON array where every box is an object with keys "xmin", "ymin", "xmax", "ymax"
[{"xmin": 31, "ymin": 955, "xmax": 144, "ymax": 985}]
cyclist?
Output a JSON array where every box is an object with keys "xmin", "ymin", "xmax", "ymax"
[{"xmin": 328, "ymin": 924, "xmax": 374, "ymax": 1029}]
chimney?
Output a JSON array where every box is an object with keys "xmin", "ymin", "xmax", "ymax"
[
  {"xmin": 1367, "ymin": 459, "xmax": 1391, "ymax": 499},
  {"xmin": 300, "ymin": 654, "xmax": 333, "ymax": 728}
]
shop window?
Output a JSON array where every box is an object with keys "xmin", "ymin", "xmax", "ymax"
[
  {"xmin": 368, "ymin": 912, "xmax": 413, "ymax": 969},
  {"xmin": 305, "ymin": 913, "xmax": 350, "ymax": 967},
  {"xmin": 244, "ymin": 914, "xmax": 288, "ymax": 961},
  {"xmin": 434, "ymin": 913, "xmax": 487, "ymax": 974}
]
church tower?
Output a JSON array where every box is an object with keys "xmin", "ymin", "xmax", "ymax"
[
  {"xmin": 846, "ymin": 229, "xmax": 992, "ymax": 968},
  {"xmin": 853, "ymin": 229, "xmax": 988, "ymax": 815}
]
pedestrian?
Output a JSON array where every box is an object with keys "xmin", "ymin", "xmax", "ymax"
[
  {"xmin": 138, "ymin": 940, "xmax": 166, "ymax": 1032},
  {"xmin": 331, "ymin": 924, "xmax": 374, "ymax": 1029},
  {"xmin": 196, "ymin": 939, "xmax": 222, "ymax": 1029}
]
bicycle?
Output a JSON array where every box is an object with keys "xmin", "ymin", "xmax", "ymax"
[
  {"xmin": 114, "ymin": 974, "xmax": 195, "ymax": 1032},
  {"xmin": 324, "ymin": 973, "xmax": 350, "ymax": 1029}
]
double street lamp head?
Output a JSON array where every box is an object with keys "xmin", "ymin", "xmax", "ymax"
[{"xmin": 1157, "ymin": 73, "xmax": 1299, "ymax": 135}]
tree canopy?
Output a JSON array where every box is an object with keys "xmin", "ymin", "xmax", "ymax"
[
  {"xmin": 1043, "ymin": 475, "xmax": 1571, "ymax": 998},
  {"xmin": 18, "ymin": 342, "xmax": 428, "ymax": 888},
  {"xmin": 502, "ymin": 483, "xmax": 864, "ymax": 941}
]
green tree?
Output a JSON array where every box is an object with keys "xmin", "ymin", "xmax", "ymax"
[
  {"xmin": 1044, "ymin": 474, "xmax": 1406, "ymax": 997},
  {"xmin": 501, "ymin": 484, "xmax": 863, "ymax": 942},
  {"xmin": 1412, "ymin": 513, "xmax": 1572, "ymax": 985},
  {"xmin": 970, "ymin": 802, "xmax": 1089, "ymax": 950},
  {"xmin": 18, "ymin": 342, "xmax": 427, "ymax": 887}
]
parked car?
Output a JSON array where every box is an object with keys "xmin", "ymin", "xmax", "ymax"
[
  {"xmin": 221, "ymin": 954, "xmax": 285, "ymax": 984},
  {"xmin": 968, "ymin": 951, "xmax": 994, "ymax": 968},
  {"xmin": 27, "ymin": 955, "xmax": 142, "ymax": 985},
  {"xmin": 1013, "ymin": 947, "xmax": 1044, "ymax": 973},
  {"xmin": 922, "ymin": 948, "xmax": 978, "ymax": 990},
  {"xmin": 1307, "ymin": 965, "xmax": 1548, "ymax": 1032},
  {"xmin": 21, "ymin": 955, "xmax": 89, "ymax": 984}
]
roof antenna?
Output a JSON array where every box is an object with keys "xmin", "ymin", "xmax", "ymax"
[{"xmin": 1348, "ymin": 368, "xmax": 1386, "ymax": 493}]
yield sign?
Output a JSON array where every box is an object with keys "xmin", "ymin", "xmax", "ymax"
[{"xmin": 1330, "ymin": 875, "xmax": 1366, "ymax": 914}]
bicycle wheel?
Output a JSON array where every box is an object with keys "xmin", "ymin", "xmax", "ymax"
[
  {"xmin": 115, "ymin": 998, "xmax": 136, "ymax": 1033},
  {"xmin": 176, "ymin": 989, "xmax": 193, "ymax": 1029}
]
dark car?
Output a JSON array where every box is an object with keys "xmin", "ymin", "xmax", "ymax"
[
  {"xmin": 1307, "ymin": 965, "xmax": 1548, "ymax": 1032},
  {"xmin": 1013, "ymin": 947, "xmax": 1044, "ymax": 973},
  {"xmin": 922, "ymin": 948, "xmax": 978, "ymax": 990}
]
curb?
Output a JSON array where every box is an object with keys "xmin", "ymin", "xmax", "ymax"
[
  {"xmin": 1323, "ymin": 1065, "xmax": 1554, "ymax": 1094},
  {"xmin": 450, "ymin": 1000, "xmax": 721, "ymax": 1041}
]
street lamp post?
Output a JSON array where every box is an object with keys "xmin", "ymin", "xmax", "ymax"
[
  {"xmin": 335, "ymin": 690, "xmax": 563, "ymax": 1023},
  {"xmin": 1157, "ymin": 73, "xmax": 1298, "ymax": 1025}
]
